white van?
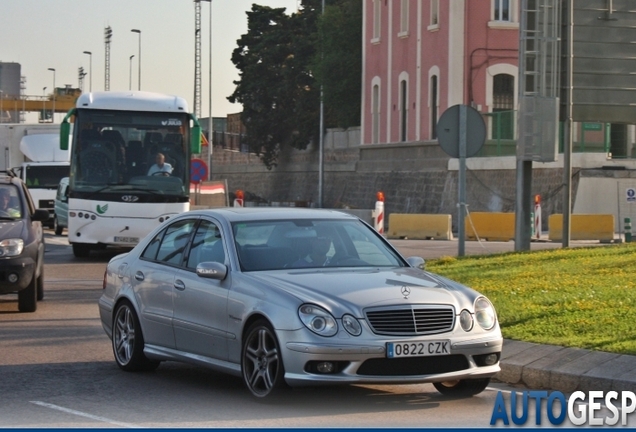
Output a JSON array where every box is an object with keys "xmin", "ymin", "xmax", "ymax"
[{"xmin": 53, "ymin": 177, "xmax": 69, "ymax": 235}]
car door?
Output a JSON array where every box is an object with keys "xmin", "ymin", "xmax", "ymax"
[
  {"xmin": 173, "ymin": 218, "xmax": 230, "ymax": 360},
  {"xmin": 132, "ymin": 218, "xmax": 197, "ymax": 349}
]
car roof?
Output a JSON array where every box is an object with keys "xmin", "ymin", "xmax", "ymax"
[{"xmin": 185, "ymin": 207, "xmax": 359, "ymax": 223}]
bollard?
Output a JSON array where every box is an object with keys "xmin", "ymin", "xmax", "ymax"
[
  {"xmin": 373, "ymin": 191, "xmax": 385, "ymax": 234},
  {"xmin": 625, "ymin": 217, "xmax": 632, "ymax": 243},
  {"xmin": 233, "ymin": 189, "xmax": 244, "ymax": 207},
  {"xmin": 530, "ymin": 212, "xmax": 535, "ymax": 237},
  {"xmin": 533, "ymin": 195, "xmax": 542, "ymax": 239}
]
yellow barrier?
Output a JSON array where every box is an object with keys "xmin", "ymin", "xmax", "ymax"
[
  {"xmin": 387, "ymin": 214, "xmax": 453, "ymax": 240},
  {"xmin": 465, "ymin": 212, "xmax": 515, "ymax": 241},
  {"xmin": 548, "ymin": 214, "xmax": 615, "ymax": 242}
]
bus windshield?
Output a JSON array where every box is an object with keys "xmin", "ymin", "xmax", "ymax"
[{"xmin": 70, "ymin": 109, "xmax": 190, "ymax": 199}]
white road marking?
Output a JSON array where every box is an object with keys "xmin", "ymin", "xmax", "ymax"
[{"xmin": 30, "ymin": 401, "xmax": 138, "ymax": 428}]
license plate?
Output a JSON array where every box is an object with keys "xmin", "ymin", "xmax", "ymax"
[
  {"xmin": 113, "ymin": 236, "xmax": 139, "ymax": 244},
  {"xmin": 386, "ymin": 340, "xmax": 450, "ymax": 358}
]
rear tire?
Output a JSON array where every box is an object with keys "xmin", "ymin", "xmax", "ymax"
[
  {"xmin": 18, "ymin": 274, "xmax": 37, "ymax": 313},
  {"xmin": 72, "ymin": 243, "xmax": 91, "ymax": 258},
  {"xmin": 433, "ymin": 378, "xmax": 490, "ymax": 397},
  {"xmin": 112, "ymin": 300, "xmax": 159, "ymax": 372},
  {"xmin": 54, "ymin": 216, "xmax": 63, "ymax": 235}
]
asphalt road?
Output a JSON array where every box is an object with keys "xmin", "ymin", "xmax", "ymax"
[{"xmin": 0, "ymin": 232, "xmax": 612, "ymax": 428}]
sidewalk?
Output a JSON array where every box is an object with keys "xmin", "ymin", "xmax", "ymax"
[{"xmin": 387, "ymin": 239, "xmax": 636, "ymax": 393}]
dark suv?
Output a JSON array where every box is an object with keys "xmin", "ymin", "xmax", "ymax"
[{"xmin": 0, "ymin": 172, "xmax": 49, "ymax": 312}]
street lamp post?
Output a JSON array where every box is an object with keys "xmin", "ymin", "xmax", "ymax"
[
  {"xmin": 131, "ymin": 29, "xmax": 141, "ymax": 90},
  {"xmin": 83, "ymin": 51, "xmax": 92, "ymax": 92},
  {"xmin": 42, "ymin": 87, "xmax": 47, "ymax": 122},
  {"xmin": 48, "ymin": 68, "xmax": 56, "ymax": 123},
  {"xmin": 0, "ymin": 90, "xmax": 3, "ymax": 124},
  {"xmin": 200, "ymin": 0, "xmax": 214, "ymax": 180},
  {"xmin": 129, "ymin": 55, "xmax": 135, "ymax": 90}
]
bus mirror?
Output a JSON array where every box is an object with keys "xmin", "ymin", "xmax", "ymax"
[
  {"xmin": 191, "ymin": 124, "xmax": 202, "ymax": 154},
  {"xmin": 60, "ymin": 121, "xmax": 71, "ymax": 150}
]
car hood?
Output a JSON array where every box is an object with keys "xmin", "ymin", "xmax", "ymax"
[
  {"xmin": 0, "ymin": 219, "xmax": 25, "ymax": 240},
  {"xmin": 246, "ymin": 267, "xmax": 480, "ymax": 316}
]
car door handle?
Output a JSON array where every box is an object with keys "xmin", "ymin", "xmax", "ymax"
[
  {"xmin": 134, "ymin": 271, "xmax": 144, "ymax": 281},
  {"xmin": 174, "ymin": 279, "xmax": 186, "ymax": 291}
]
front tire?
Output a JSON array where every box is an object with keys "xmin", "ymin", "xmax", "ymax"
[
  {"xmin": 54, "ymin": 216, "xmax": 63, "ymax": 235},
  {"xmin": 36, "ymin": 266, "xmax": 44, "ymax": 301},
  {"xmin": 112, "ymin": 300, "xmax": 159, "ymax": 372},
  {"xmin": 433, "ymin": 378, "xmax": 490, "ymax": 397},
  {"xmin": 18, "ymin": 274, "xmax": 37, "ymax": 313},
  {"xmin": 241, "ymin": 320, "xmax": 286, "ymax": 398},
  {"xmin": 72, "ymin": 243, "xmax": 91, "ymax": 258}
]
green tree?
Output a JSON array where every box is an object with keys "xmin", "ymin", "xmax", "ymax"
[
  {"xmin": 228, "ymin": 0, "xmax": 361, "ymax": 169},
  {"xmin": 228, "ymin": 4, "xmax": 319, "ymax": 169},
  {"xmin": 313, "ymin": 0, "xmax": 362, "ymax": 129}
]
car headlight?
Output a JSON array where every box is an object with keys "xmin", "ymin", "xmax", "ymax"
[
  {"xmin": 342, "ymin": 314, "xmax": 362, "ymax": 336},
  {"xmin": 0, "ymin": 239, "xmax": 24, "ymax": 257},
  {"xmin": 459, "ymin": 309, "xmax": 474, "ymax": 332},
  {"xmin": 475, "ymin": 297, "xmax": 496, "ymax": 330},
  {"xmin": 299, "ymin": 304, "xmax": 338, "ymax": 337}
]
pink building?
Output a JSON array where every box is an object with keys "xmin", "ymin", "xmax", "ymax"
[{"xmin": 361, "ymin": 0, "xmax": 520, "ymax": 145}]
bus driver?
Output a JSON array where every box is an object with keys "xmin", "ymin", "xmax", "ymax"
[{"xmin": 147, "ymin": 153, "xmax": 173, "ymax": 176}]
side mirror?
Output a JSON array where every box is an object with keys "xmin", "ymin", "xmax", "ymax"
[
  {"xmin": 196, "ymin": 261, "xmax": 227, "ymax": 280},
  {"xmin": 191, "ymin": 124, "xmax": 202, "ymax": 155},
  {"xmin": 406, "ymin": 256, "xmax": 426, "ymax": 270},
  {"xmin": 32, "ymin": 209, "xmax": 50, "ymax": 223},
  {"xmin": 60, "ymin": 109, "xmax": 75, "ymax": 150}
]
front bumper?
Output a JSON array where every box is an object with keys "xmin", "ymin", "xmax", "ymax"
[
  {"xmin": 0, "ymin": 256, "xmax": 36, "ymax": 294},
  {"xmin": 279, "ymin": 331, "xmax": 503, "ymax": 387}
]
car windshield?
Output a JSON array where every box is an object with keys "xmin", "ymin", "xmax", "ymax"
[
  {"xmin": 232, "ymin": 219, "xmax": 405, "ymax": 271},
  {"xmin": 70, "ymin": 109, "xmax": 190, "ymax": 198},
  {"xmin": 0, "ymin": 184, "xmax": 22, "ymax": 219}
]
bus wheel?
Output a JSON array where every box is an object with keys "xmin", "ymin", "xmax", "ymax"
[{"xmin": 72, "ymin": 243, "xmax": 91, "ymax": 258}]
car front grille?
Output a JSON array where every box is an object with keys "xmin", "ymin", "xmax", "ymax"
[
  {"xmin": 365, "ymin": 305, "xmax": 455, "ymax": 336},
  {"xmin": 356, "ymin": 354, "xmax": 469, "ymax": 376}
]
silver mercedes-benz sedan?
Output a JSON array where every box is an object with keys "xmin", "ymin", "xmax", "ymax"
[{"xmin": 98, "ymin": 208, "xmax": 502, "ymax": 398}]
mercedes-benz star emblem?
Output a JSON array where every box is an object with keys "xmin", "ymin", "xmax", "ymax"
[{"xmin": 401, "ymin": 286, "xmax": 411, "ymax": 298}]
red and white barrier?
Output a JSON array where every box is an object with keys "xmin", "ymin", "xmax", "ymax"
[
  {"xmin": 373, "ymin": 191, "xmax": 385, "ymax": 234},
  {"xmin": 233, "ymin": 189, "xmax": 244, "ymax": 207},
  {"xmin": 534, "ymin": 194, "xmax": 542, "ymax": 239}
]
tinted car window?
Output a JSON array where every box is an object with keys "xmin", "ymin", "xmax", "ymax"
[
  {"xmin": 155, "ymin": 219, "xmax": 196, "ymax": 266},
  {"xmin": 186, "ymin": 220, "xmax": 225, "ymax": 269}
]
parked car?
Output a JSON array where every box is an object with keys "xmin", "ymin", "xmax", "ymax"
[
  {"xmin": 53, "ymin": 177, "xmax": 69, "ymax": 236},
  {"xmin": 0, "ymin": 171, "xmax": 49, "ymax": 312},
  {"xmin": 99, "ymin": 208, "xmax": 502, "ymax": 398}
]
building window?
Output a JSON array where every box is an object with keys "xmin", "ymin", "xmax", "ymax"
[
  {"xmin": 400, "ymin": 80, "xmax": 408, "ymax": 142},
  {"xmin": 430, "ymin": 0, "xmax": 439, "ymax": 26},
  {"xmin": 494, "ymin": 0, "xmax": 511, "ymax": 21},
  {"xmin": 372, "ymin": 84, "xmax": 380, "ymax": 144},
  {"xmin": 399, "ymin": 0, "xmax": 409, "ymax": 35},
  {"xmin": 492, "ymin": 74, "xmax": 515, "ymax": 139},
  {"xmin": 430, "ymin": 75, "xmax": 438, "ymax": 139},
  {"xmin": 373, "ymin": 0, "xmax": 381, "ymax": 41}
]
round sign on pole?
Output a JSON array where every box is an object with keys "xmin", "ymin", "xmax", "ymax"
[
  {"xmin": 190, "ymin": 158, "xmax": 208, "ymax": 183},
  {"xmin": 437, "ymin": 104, "xmax": 486, "ymax": 158}
]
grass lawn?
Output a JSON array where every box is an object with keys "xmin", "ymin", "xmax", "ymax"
[{"xmin": 426, "ymin": 243, "xmax": 636, "ymax": 355}]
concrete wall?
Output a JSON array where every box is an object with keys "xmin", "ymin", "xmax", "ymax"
[{"xmin": 209, "ymin": 129, "xmax": 636, "ymax": 233}]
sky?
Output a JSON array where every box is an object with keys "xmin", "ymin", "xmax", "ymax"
[{"xmin": 0, "ymin": 0, "xmax": 300, "ymax": 122}]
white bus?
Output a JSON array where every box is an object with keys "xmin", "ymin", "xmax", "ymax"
[{"xmin": 59, "ymin": 91, "xmax": 201, "ymax": 257}]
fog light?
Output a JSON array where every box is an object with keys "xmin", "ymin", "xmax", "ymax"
[
  {"xmin": 91, "ymin": 215, "xmax": 96, "ymax": 220},
  {"xmin": 7, "ymin": 273, "xmax": 18, "ymax": 283},
  {"xmin": 316, "ymin": 362, "xmax": 334, "ymax": 373},
  {"xmin": 78, "ymin": 212, "xmax": 83, "ymax": 218},
  {"xmin": 483, "ymin": 353, "xmax": 498, "ymax": 366},
  {"xmin": 84, "ymin": 213, "xmax": 90, "ymax": 219}
]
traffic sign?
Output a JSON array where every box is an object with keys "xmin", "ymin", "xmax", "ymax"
[
  {"xmin": 437, "ymin": 104, "xmax": 486, "ymax": 158},
  {"xmin": 190, "ymin": 158, "xmax": 208, "ymax": 183}
]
